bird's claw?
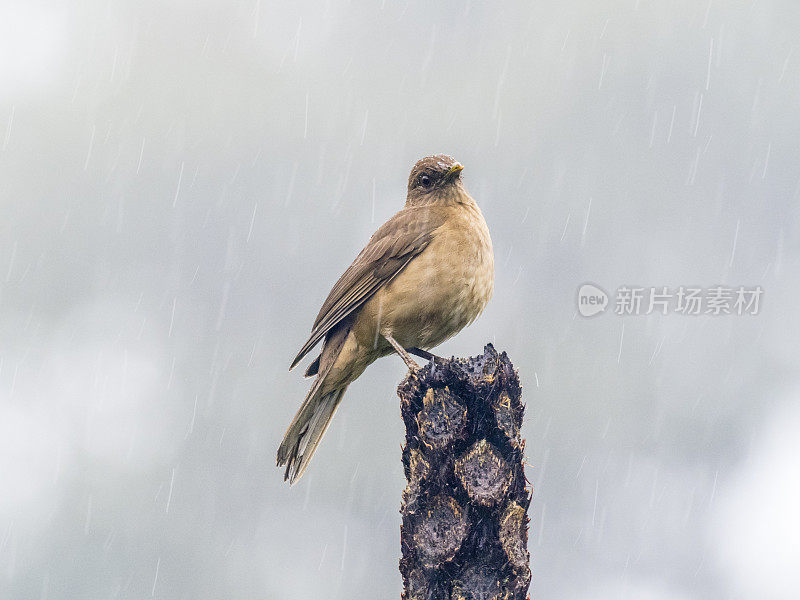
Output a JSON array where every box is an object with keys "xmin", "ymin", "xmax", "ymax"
[{"xmin": 400, "ymin": 355, "xmax": 420, "ymax": 373}]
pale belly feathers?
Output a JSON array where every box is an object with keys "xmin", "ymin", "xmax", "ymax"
[{"xmin": 355, "ymin": 203, "xmax": 494, "ymax": 355}]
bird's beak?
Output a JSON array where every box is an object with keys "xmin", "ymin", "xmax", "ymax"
[{"xmin": 444, "ymin": 163, "xmax": 464, "ymax": 181}]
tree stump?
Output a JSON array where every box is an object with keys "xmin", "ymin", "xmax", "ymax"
[{"xmin": 398, "ymin": 344, "xmax": 532, "ymax": 600}]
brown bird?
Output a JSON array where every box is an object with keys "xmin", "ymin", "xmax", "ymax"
[{"xmin": 277, "ymin": 154, "xmax": 494, "ymax": 483}]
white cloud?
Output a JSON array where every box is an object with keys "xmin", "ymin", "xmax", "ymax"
[
  {"xmin": 576, "ymin": 578, "xmax": 694, "ymax": 600},
  {"xmin": 0, "ymin": 402, "xmax": 64, "ymax": 520},
  {"xmin": 710, "ymin": 398, "xmax": 800, "ymax": 599},
  {"xmin": 0, "ymin": 300, "xmax": 180, "ymax": 526},
  {"xmin": 0, "ymin": 5, "xmax": 68, "ymax": 94}
]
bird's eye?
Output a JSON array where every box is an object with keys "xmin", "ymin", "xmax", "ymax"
[{"xmin": 419, "ymin": 174, "xmax": 433, "ymax": 188}]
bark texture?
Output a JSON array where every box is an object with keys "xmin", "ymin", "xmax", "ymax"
[{"xmin": 398, "ymin": 344, "xmax": 531, "ymax": 600}]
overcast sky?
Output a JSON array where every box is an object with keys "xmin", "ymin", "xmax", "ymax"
[{"xmin": 1, "ymin": 1, "xmax": 799, "ymax": 598}]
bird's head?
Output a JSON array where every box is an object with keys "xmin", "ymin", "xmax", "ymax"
[{"xmin": 406, "ymin": 154, "xmax": 468, "ymax": 206}]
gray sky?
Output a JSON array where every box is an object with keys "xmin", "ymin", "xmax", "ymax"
[{"xmin": 1, "ymin": 1, "xmax": 799, "ymax": 598}]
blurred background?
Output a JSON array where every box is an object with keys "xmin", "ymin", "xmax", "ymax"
[{"xmin": 1, "ymin": 0, "xmax": 799, "ymax": 598}]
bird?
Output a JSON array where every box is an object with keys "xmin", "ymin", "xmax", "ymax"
[{"xmin": 277, "ymin": 154, "xmax": 494, "ymax": 484}]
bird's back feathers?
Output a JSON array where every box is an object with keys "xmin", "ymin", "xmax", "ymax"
[{"xmin": 289, "ymin": 206, "xmax": 447, "ymax": 370}]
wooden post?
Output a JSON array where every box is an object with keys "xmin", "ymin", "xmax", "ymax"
[{"xmin": 398, "ymin": 344, "xmax": 532, "ymax": 600}]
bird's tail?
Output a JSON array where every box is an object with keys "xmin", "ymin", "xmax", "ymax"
[{"xmin": 276, "ymin": 382, "xmax": 348, "ymax": 484}]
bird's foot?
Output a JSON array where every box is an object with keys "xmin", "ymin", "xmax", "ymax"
[
  {"xmin": 398, "ymin": 350, "xmax": 421, "ymax": 373},
  {"xmin": 383, "ymin": 333, "xmax": 421, "ymax": 372},
  {"xmin": 403, "ymin": 357, "xmax": 421, "ymax": 373},
  {"xmin": 407, "ymin": 347, "xmax": 444, "ymax": 364}
]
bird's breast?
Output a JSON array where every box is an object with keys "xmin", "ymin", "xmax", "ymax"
[{"xmin": 362, "ymin": 202, "xmax": 494, "ymax": 351}]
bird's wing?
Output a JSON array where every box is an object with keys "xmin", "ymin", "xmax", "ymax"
[{"xmin": 290, "ymin": 206, "xmax": 446, "ymax": 370}]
